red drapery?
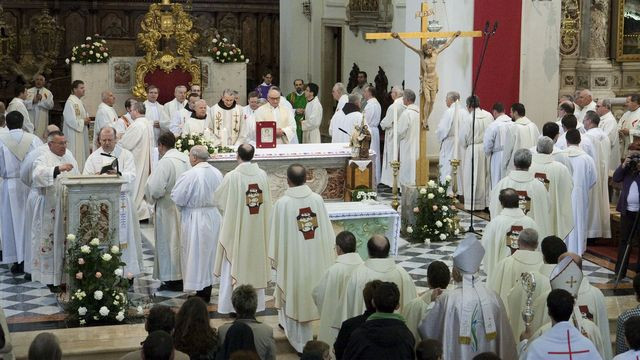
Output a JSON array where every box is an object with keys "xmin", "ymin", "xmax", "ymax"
[{"xmin": 144, "ymin": 69, "xmax": 193, "ymax": 104}]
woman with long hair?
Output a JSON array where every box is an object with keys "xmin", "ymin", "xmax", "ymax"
[{"xmin": 174, "ymin": 297, "xmax": 218, "ymax": 360}]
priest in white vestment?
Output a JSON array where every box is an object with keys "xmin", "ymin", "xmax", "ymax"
[
  {"xmin": 301, "ymin": 83, "xmax": 323, "ymax": 144},
  {"xmin": 506, "ymin": 267, "xmax": 550, "ymax": 342},
  {"xmin": 254, "ymin": 88, "xmax": 296, "ymax": 144},
  {"xmin": 243, "ymin": 92, "xmax": 261, "ymax": 144},
  {"xmin": 115, "ymin": 98, "xmax": 136, "ymax": 137},
  {"xmin": 82, "ymin": 127, "xmax": 143, "ymax": 276},
  {"xmin": 530, "ymin": 137, "xmax": 574, "ymax": 241},
  {"xmin": 574, "ymin": 89, "xmax": 597, "ymax": 124},
  {"xmin": 502, "ymin": 103, "xmax": 540, "ymax": 174},
  {"xmin": 0, "ymin": 111, "xmax": 42, "ymax": 273},
  {"xmin": 435, "ymin": 91, "xmax": 467, "ymax": 193},
  {"xmin": 163, "ymin": 85, "xmax": 187, "ymax": 123},
  {"xmin": 182, "ymin": 100, "xmax": 213, "ymax": 139},
  {"xmin": 380, "ymin": 86, "xmax": 406, "ymax": 187},
  {"xmin": 143, "ymin": 85, "xmax": 170, "ymax": 146},
  {"xmin": 397, "ymin": 89, "xmax": 420, "ymax": 187},
  {"xmin": 484, "ymin": 103, "xmax": 513, "ymax": 188},
  {"xmin": 329, "ymin": 94, "xmax": 362, "ymax": 144},
  {"xmin": 531, "ymin": 122, "xmax": 573, "ymax": 171},
  {"xmin": 31, "ymin": 131, "xmax": 79, "ymax": 287},
  {"xmin": 596, "ymin": 99, "xmax": 621, "ymax": 174},
  {"xmin": 209, "ymin": 89, "xmax": 248, "ymax": 146},
  {"xmin": 213, "ymin": 144, "xmax": 272, "ymax": 314},
  {"xmin": 338, "ymin": 235, "xmax": 417, "ymax": 324},
  {"xmin": 7, "ymin": 86, "xmax": 34, "ymax": 133},
  {"xmin": 363, "ymin": 85, "xmax": 381, "ymax": 183},
  {"xmin": 619, "ymin": 95, "xmax": 640, "ymax": 160},
  {"xmin": 120, "ymin": 102, "xmax": 152, "ymax": 220},
  {"xmin": 62, "ymin": 80, "xmax": 90, "ymax": 172},
  {"xmin": 171, "ymin": 146, "xmax": 223, "ymax": 303},
  {"xmin": 145, "ymin": 132, "xmax": 190, "ymax": 291},
  {"xmin": 311, "ymin": 231, "xmax": 363, "ymax": 345},
  {"xmin": 268, "ymin": 164, "xmax": 335, "ymax": 352},
  {"xmin": 490, "ymin": 149, "xmax": 552, "ymax": 239},
  {"xmin": 583, "ymin": 111, "xmax": 612, "ymax": 239},
  {"xmin": 332, "ymin": 82, "xmax": 348, "ymax": 113},
  {"xmin": 170, "ymin": 93, "xmax": 198, "ymax": 136},
  {"xmin": 25, "ymin": 75, "xmax": 54, "ymax": 139},
  {"xmin": 482, "ymin": 188, "xmax": 540, "ymax": 278},
  {"xmin": 93, "ymin": 91, "xmax": 119, "ymax": 145},
  {"xmin": 564, "ymin": 130, "xmax": 598, "ymax": 254},
  {"xmin": 420, "ymin": 234, "xmax": 517, "ymax": 359},
  {"xmin": 461, "ymin": 96, "xmax": 493, "ymax": 210}
]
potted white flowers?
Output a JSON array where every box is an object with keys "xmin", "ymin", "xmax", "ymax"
[
  {"xmin": 66, "ymin": 34, "xmax": 110, "ymax": 65},
  {"xmin": 405, "ymin": 177, "xmax": 460, "ymax": 243}
]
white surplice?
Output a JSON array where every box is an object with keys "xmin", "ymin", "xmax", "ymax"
[
  {"xmin": 254, "ymin": 103, "xmax": 297, "ymax": 144},
  {"xmin": 329, "ymin": 109, "xmax": 361, "ymax": 143},
  {"xmin": 62, "ymin": 95, "xmax": 90, "ymax": 172},
  {"xmin": 487, "ymin": 250, "xmax": 544, "ymax": 306},
  {"xmin": 120, "ymin": 116, "xmax": 151, "ymax": 220},
  {"xmin": 7, "ymin": 97, "xmax": 34, "ymax": 133},
  {"xmin": 619, "ymin": 107, "xmax": 640, "ymax": 159},
  {"xmin": 93, "ymin": 102, "xmax": 119, "ymax": 145},
  {"xmin": 301, "ymin": 97, "xmax": 323, "ymax": 144},
  {"xmin": 575, "ymin": 101, "xmax": 597, "ymax": 124},
  {"xmin": 143, "ymin": 100, "xmax": 169, "ymax": 146},
  {"xmin": 182, "ymin": 116, "xmax": 213, "ymax": 139},
  {"xmin": 364, "ymin": 98, "xmax": 382, "ymax": 184},
  {"xmin": 502, "ymin": 117, "xmax": 540, "ymax": 174},
  {"xmin": 164, "ymin": 98, "xmax": 187, "ymax": 125},
  {"xmin": 312, "ymin": 252, "xmax": 363, "ymax": 345},
  {"xmin": 461, "ymin": 108, "xmax": 493, "ymax": 210},
  {"xmin": 484, "ymin": 114, "xmax": 512, "ymax": 188},
  {"xmin": 397, "ymin": 104, "xmax": 421, "ymax": 187},
  {"xmin": 520, "ymin": 321, "xmax": 601, "ymax": 360},
  {"xmin": 380, "ymin": 97, "xmax": 407, "ymax": 187},
  {"xmin": 565, "ymin": 146, "xmax": 597, "ymax": 254},
  {"xmin": 209, "ymin": 103, "xmax": 247, "ymax": 146},
  {"xmin": 145, "ymin": 148, "xmax": 190, "ymax": 281},
  {"xmin": 25, "ymin": 87, "xmax": 54, "ymax": 139},
  {"xmin": 584, "ymin": 127, "xmax": 612, "ymax": 239},
  {"xmin": 171, "ymin": 162, "xmax": 223, "ymax": 292},
  {"xmin": 436, "ymin": 101, "xmax": 467, "ymax": 193},
  {"xmin": 599, "ymin": 111, "xmax": 621, "ymax": 174},
  {"xmin": 0, "ymin": 130, "xmax": 42, "ymax": 264}
]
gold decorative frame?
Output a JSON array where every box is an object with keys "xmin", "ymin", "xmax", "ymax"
[
  {"xmin": 616, "ymin": 0, "xmax": 640, "ymax": 61},
  {"xmin": 133, "ymin": 1, "xmax": 200, "ymax": 99}
]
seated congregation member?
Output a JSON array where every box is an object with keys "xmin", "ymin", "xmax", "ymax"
[
  {"xmin": 615, "ymin": 317, "xmax": 640, "ymax": 359},
  {"xmin": 415, "ymin": 339, "xmax": 443, "ymax": 360},
  {"xmin": 173, "ymin": 297, "xmax": 218, "ymax": 359},
  {"xmin": 615, "ymin": 274, "xmax": 640, "ymax": 355},
  {"xmin": 301, "ymin": 341, "xmax": 331, "ymax": 360},
  {"xmin": 217, "ymin": 322, "xmax": 258, "ymax": 360},
  {"xmin": 140, "ymin": 331, "xmax": 178, "ymax": 360},
  {"xmin": 28, "ymin": 332, "xmax": 61, "ymax": 360}
]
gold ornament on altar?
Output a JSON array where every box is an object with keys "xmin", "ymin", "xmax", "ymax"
[
  {"xmin": 350, "ymin": 111, "xmax": 372, "ymax": 159},
  {"xmin": 133, "ymin": 0, "xmax": 201, "ymax": 99}
]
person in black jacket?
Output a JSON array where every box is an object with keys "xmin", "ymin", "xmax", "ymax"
[{"xmin": 343, "ymin": 282, "xmax": 415, "ymax": 359}]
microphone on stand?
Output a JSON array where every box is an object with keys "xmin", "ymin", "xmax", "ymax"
[{"xmin": 492, "ymin": 21, "xmax": 499, "ymax": 35}]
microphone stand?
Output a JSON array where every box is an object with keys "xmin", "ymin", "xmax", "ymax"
[{"xmin": 467, "ymin": 21, "xmax": 497, "ymax": 234}]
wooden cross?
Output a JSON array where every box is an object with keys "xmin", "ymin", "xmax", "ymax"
[
  {"xmin": 365, "ymin": 2, "xmax": 482, "ymax": 186},
  {"xmin": 566, "ymin": 276, "xmax": 578, "ymax": 288}
]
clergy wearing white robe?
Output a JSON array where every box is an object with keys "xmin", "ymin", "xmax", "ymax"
[
  {"xmin": 82, "ymin": 128, "xmax": 143, "ymax": 276},
  {"xmin": 502, "ymin": 104, "xmax": 540, "ymax": 174},
  {"xmin": 564, "ymin": 130, "xmax": 598, "ymax": 255},
  {"xmin": 461, "ymin": 101, "xmax": 493, "ymax": 210},
  {"xmin": 268, "ymin": 164, "xmax": 335, "ymax": 353},
  {"xmin": 0, "ymin": 113, "xmax": 42, "ymax": 268},
  {"xmin": 31, "ymin": 132, "xmax": 79, "ymax": 286},
  {"xmin": 420, "ymin": 234, "xmax": 517, "ymax": 360},
  {"xmin": 62, "ymin": 82, "xmax": 90, "ymax": 172},
  {"xmin": 490, "ymin": 149, "xmax": 552, "ymax": 239},
  {"xmin": 171, "ymin": 146, "xmax": 223, "ymax": 302},
  {"xmin": 380, "ymin": 91, "xmax": 406, "ymax": 187},
  {"xmin": 169, "ymin": 94, "xmax": 197, "ymax": 136},
  {"xmin": 25, "ymin": 76, "xmax": 54, "ymax": 139},
  {"xmin": 182, "ymin": 100, "xmax": 214, "ymax": 139},
  {"xmin": 482, "ymin": 188, "xmax": 540, "ymax": 278},
  {"xmin": 311, "ymin": 231, "xmax": 363, "ymax": 345},
  {"xmin": 397, "ymin": 91, "xmax": 420, "ymax": 188},
  {"xmin": 301, "ymin": 85, "xmax": 323, "ymax": 144},
  {"xmin": 7, "ymin": 89, "xmax": 34, "ymax": 133},
  {"xmin": 144, "ymin": 89, "xmax": 170, "ymax": 146},
  {"xmin": 556, "ymin": 115, "xmax": 597, "ymax": 159},
  {"xmin": 332, "ymin": 83, "xmax": 348, "ymax": 113},
  {"xmin": 209, "ymin": 91, "xmax": 248, "ymax": 146},
  {"xmin": 583, "ymin": 112, "xmax": 612, "ymax": 239},
  {"xmin": 213, "ymin": 145, "xmax": 272, "ymax": 314},
  {"xmin": 93, "ymin": 92, "xmax": 119, "ymax": 146},
  {"xmin": 530, "ymin": 137, "xmax": 574, "ymax": 241},
  {"xmin": 163, "ymin": 86, "xmax": 187, "ymax": 123},
  {"xmin": 597, "ymin": 99, "xmax": 621, "ymax": 174},
  {"xmin": 619, "ymin": 96, "xmax": 640, "ymax": 159},
  {"xmin": 145, "ymin": 132, "xmax": 190, "ymax": 287},
  {"xmin": 575, "ymin": 90, "xmax": 597, "ymax": 124},
  {"xmin": 506, "ymin": 269, "xmax": 550, "ymax": 342},
  {"xmin": 484, "ymin": 105, "xmax": 513, "ymax": 188},
  {"xmin": 254, "ymin": 88, "xmax": 297, "ymax": 144},
  {"xmin": 329, "ymin": 95, "xmax": 362, "ymax": 144},
  {"xmin": 435, "ymin": 92, "xmax": 467, "ymax": 192},
  {"xmin": 120, "ymin": 103, "xmax": 152, "ymax": 221},
  {"xmin": 363, "ymin": 87, "xmax": 381, "ymax": 183}
]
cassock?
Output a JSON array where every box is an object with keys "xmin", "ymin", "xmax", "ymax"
[
  {"xmin": 576, "ymin": 101, "xmax": 597, "ymax": 124},
  {"xmin": 565, "ymin": 146, "xmax": 597, "ymax": 254},
  {"xmin": 171, "ymin": 162, "xmax": 223, "ymax": 292},
  {"xmin": 435, "ymin": 100, "xmax": 467, "ymax": 192},
  {"xmin": 0, "ymin": 130, "xmax": 42, "ymax": 265},
  {"xmin": 489, "ymin": 170, "xmax": 552, "ymax": 239},
  {"xmin": 397, "ymin": 103, "xmax": 421, "ymax": 187},
  {"xmin": 25, "ymin": 87, "xmax": 54, "ymax": 139},
  {"xmin": 301, "ymin": 96, "xmax": 323, "ymax": 144},
  {"xmin": 585, "ymin": 127, "xmax": 612, "ymax": 239},
  {"xmin": 599, "ymin": 111, "xmax": 621, "ymax": 174},
  {"xmin": 31, "ymin": 149, "xmax": 79, "ymax": 285},
  {"xmin": 380, "ymin": 97, "xmax": 406, "ymax": 187},
  {"xmin": 520, "ymin": 321, "xmax": 601, "ymax": 360},
  {"xmin": 164, "ymin": 98, "xmax": 187, "ymax": 124},
  {"xmin": 120, "ymin": 116, "xmax": 152, "ymax": 220},
  {"xmin": 487, "ymin": 250, "xmax": 544, "ymax": 306},
  {"xmin": 502, "ymin": 117, "xmax": 540, "ymax": 174},
  {"xmin": 83, "ymin": 145, "xmax": 144, "ymax": 276},
  {"xmin": 93, "ymin": 102, "xmax": 119, "ymax": 144},
  {"xmin": 253, "ymin": 103, "xmax": 296, "ymax": 144},
  {"xmin": 363, "ymin": 98, "xmax": 381, "ymax": 184},
  {"xmin": 339, "ymin": 258, "xmax": 417, "ymax": 324},
  {"xmin": 506, "ymin": 270, "xmax": 550, "ymax": 341},
  {"xmin": 402, "ymin": 289, "xmax": 441, "ymax": 342},
  {"xmin": 481, "ymin": 207, "xmax": 540, "ymax": 278},
  {"xmin": 268, "ymin": 184, "xmax": 335, "ymax": 353},
  {"xmin": 7, "ymin": 97, "xmax": 34, "ymax": 133},
  {"xmin": 484, "ymin": 114, "xmax": 512, "ymax": 188},
  {"xmin": 329, "ymin": 106, "xmax": 361, "ymax": 143},
  {"xmin": 62, "ymin": 94, "xmax": 90, "ymax": 172},
  {"xmin": 209, "ymin": 102, "xmax": 248, "ymax": 146},
  {"xmin": 461, "ymin": 108, "xmax": 493, "ymax": 210},
  {"xmin": 529, "ymin": 153, "xmax": 574, "ymax": 240},
  {"xmin": 619, "ymin": 107, "xmax": 640, "ymax": 159},
  {"xmin": 213, "ymin": 162, "xmax": 272, "ymax": 314},
  {"xmin": 145, "ymin": 148, "xmax": 190, "ymax": 282},
  {"xmin": 311, "ymin": 252, "xmax": 363, "ymax": 345},
  {"xmin": 143, "ymin": 100, "xmax": 170, "ymax": 145}
]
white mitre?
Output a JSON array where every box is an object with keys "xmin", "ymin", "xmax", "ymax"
[
  {"xmin": 549, "ymin": 256, "xmax": 583, "ymax": 298},
  {"xmin": 453, "ymin": 233, "xmax": 485, "ymax": 274}
]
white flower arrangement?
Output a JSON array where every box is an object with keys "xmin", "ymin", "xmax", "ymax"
[
  {"xmin": 66, "ymin": 34, "xmax": 110, "ymax": 65},
  {"xmin": 208, "ymin": 32, "xmax": 248, "ymax": 63},
  {"xmin": 408, "ymin": 177, "xmax": 458, "ymax": 243}
]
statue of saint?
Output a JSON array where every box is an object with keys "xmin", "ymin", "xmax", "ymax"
[
  {"xmin": 391, "ymin": 31, "xmax": 461, "ymax": 128},
  {"xmin": 350, "ymin": 115, "xmax": 372, "ymax": 159}
]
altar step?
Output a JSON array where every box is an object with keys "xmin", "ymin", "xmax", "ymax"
[{"xmin": 9, "ymin": 315, "xmax": 300, "ymax": 360}]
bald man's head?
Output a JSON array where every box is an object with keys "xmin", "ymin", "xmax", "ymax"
[
  {"xmin": 367, "ymin": 235, "xmax": 390, "ymax": 258},
  {"xmin": 558, "ymin": 252, "xmax": 582, "ymax": 270},
  {"xmin": 287, "ymin": 164, "xmax": 306, "ymax": 186},
  {"xmin": 45, "ymin": 125, "xmax": 60, "ymax": 138},
  {"xmin": 237, "ymin": 143, "xmax": 255, "ymax": 162}
]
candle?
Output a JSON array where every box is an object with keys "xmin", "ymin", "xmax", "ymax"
[
  {"xmin": 393, "ymin": 101, "xmax": 398, "ymax": 161},
  {"xmin": 453, "ymin": 100, "xmax": 459, "ymax": 160}
]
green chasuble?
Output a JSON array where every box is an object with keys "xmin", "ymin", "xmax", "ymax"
[{"xmin": 287, "ymin": 92, "xmax": 307, "ymax": 143}]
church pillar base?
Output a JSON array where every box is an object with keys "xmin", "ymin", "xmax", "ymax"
[
  {"xmin": 574, "ymin": 58, "xmax": 621, "ymax": 99},
  {"xmin": 618, "ymin": 62, "xmax": 640, "ymax": 96}
]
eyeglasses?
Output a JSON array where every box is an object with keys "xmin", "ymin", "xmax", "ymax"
[{"xmin": 268, "ymin": 96, "xmax": 280, "ymax": 100}]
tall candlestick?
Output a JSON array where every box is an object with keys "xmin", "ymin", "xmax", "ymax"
[
  {"xmin": 453, "ymin": 100, "xmax": 459, "ymax": 160},
  {"xmin": 393, "ymin": 101, "xmax": 398, "ymax": 161}
]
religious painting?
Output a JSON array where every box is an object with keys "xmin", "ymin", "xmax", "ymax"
[
  {"xmin": 515, "ymin": 190, "xmax": 531, "ymax": 215},
  {"xmin": 296, "ymin": 207, "xmax": 318, "ymax": 240},
  {"xmin": 506, "ymin": 225, "xmax": 523, "ymax": 255},
  {"xmin": 533, "ymin": 172, "xmax": 550, "ymax": 191},
  {"xmin": 245, "ymin": 183, "xmax": 263, "ymax": 215},
  {"xmin": 113, "ymin": 62, "xmax": 132, "ymax": 89},
  {"xmin": 616, "ymin": 0, "xmax": 640, "ymax": 61},
  {"xmin": 256, "ymin": 121, "xmax": 276, "ymax": 148},
  {"xmin": 77, "ymin": 201, "xmax": 110, "ymax": 242}
]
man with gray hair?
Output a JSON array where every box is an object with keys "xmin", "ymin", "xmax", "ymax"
[
  {"xmin": 583, "ymin": 110, "xmax": 612, "ymax": 240},
  {"xmin": 94, "ymin": 90, "xmax": 119, "ymax": 143},
  {"xmin": 164, "ymin": 85, "xmax": 188, "ymax": 122},
  {"xmin": 332, "ymin": 82, "xmax": 348, "ymax": 113},
  {"xmin": 595, "ymin": 98, "xmax": 620, "ymax": 172},
  {"xmin": 530, "ymin": 136, "xmax": 574, "ymax": 241},
  {"xmin": 575, "ymin": 89, "xmax": 596, "ymax": 123},
  {"xmin": 490, "ymin": 148, "xmax": 552, "ymax": 239},
  {"xmin": 329, "ymin": 93, "xmax": 362, "ymax": 143},
  {"xmin": 254, "ymin": 87, "xmax": 297, "ymax": 144},
  {"xmin": 436, "ymin": 91, "xmax": 467, "ymax": 192},
  {"xmin": 210, "ymin": 88, "xmax": 247, "ymax": 146},
  {"xmin": 171, "ymin": 145, "xmax": 223, "ymax": 302},
  {"xmin": 380, "ymin": 85, "xmax": 407, "ymax": 187},
  {"xmin": 397, "ymin": 89, "xmax": 420, "ymax": 187}
]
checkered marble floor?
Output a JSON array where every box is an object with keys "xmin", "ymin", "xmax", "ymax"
[{"xmin": 0, "ymin": 199, "xmax": 624, "ymax": 330}]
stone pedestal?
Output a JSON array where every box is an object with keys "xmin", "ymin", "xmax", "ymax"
[
  {"xmin": 575, "ymin": 58, "xmax": 620, "ymax": 98},
  {"xmin": 71, "ymin": 63, "xmax": 109, "ymax": 116},
  {"xmin": 619, "ymin": 63, "xmax": 640, "ymax": 95}
]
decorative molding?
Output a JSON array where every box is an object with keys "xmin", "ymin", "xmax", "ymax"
[
  {"xmin": 560, "ymin": 0, "xmax": 580, "ymax": 57},
  {"xmin": 346, "ymin": 0, "xmax": 394, "ymax": 37}
]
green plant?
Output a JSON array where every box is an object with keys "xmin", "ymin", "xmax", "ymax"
[{"xmin": 407, "ymin": 177, "xmax": 459, "ymax": 243}]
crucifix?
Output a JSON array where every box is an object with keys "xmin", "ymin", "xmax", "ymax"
[
  {"xmin": 565, "ymin": 276, "xmax": 578, "ymax": 288},
  {"xmin": 365, "ymin": 2, "xmax": 481, "ymax": 185}
]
